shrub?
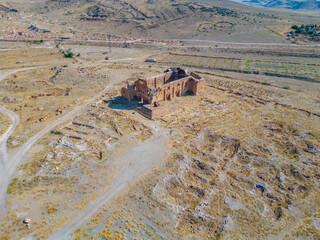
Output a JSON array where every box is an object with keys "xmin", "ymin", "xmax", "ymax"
[
  {"xmin": 283, "ymin": 86, "xmax": 290, "ymax": 89},
  {"xmin": 64, "ymin": 52, "xmax": 74, "ymax": 58}
]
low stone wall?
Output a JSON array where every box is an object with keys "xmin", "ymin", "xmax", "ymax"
[{"xmin": 140, "ymin": 92, "xmax": 206, "ymax": 120}]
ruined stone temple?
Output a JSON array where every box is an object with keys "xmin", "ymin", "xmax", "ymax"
[{"xmin": 121, "ymin": 67, "xmax": 205, "ymax": 119}]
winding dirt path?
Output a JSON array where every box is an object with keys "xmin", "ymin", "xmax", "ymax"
[
  {"xmin": 46, "ymin": 133, "xmax": 167, "ymax": 240},
  {"xmin": 0, "ymin": 71, "xmax": 22, "ymax": 213},
  {"xmin": 0, "ymin": 70, "xmax": 116, "ymax": 215},
  {"xmin": 0, "ymin": 67, "xmax": 37, "ymax": 82},
  {"xmin": 1, "ymin": 63, "xmax": 168, "ymax": 240},
  {"xmin": 173, "ymin": 38, "xmax": 320, "ymax": 47},
  {"xmin": 0, "ymin": 106, "xmax": 19, "ymax": 160},
  {"xmin": 0, "ymin": 106, "xmax": 19, "ymax": 213}
]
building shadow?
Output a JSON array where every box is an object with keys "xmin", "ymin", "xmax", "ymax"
[{"xmin": 107, "ymin": 96, "xmax": 147, "ymax": 111}]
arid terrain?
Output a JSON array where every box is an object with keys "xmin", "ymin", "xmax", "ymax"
[{"xmin": 0, "ymin": 0, "xmax": 320, "ymax": 240}]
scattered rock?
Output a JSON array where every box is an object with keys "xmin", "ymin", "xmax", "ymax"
[
  {"xmin": 274, "ymin": 207, "xmax": 282, "ymax": 220},
  {"xmin": 28, "ymin": 24, "xmax": 50, "ymax": 33},
  {"xmin": 296, "ymin": 185, "xmax": 308, "ymax": 193},
  {"xmin": 50, "ymin": 130, "xmax": 63, "ymax": 135},
  {"xmin": 72, "ymin": 121, "xmax": 95, "ymax": 129},
  {"xmin": 255, "ymin": 183, "xmax": 266, "ymax": 193},
  {"xmin": 266, "ymin": 193, "xmax": 278, "ymax": 200},
  {"xmin": 288, "ymin": 186, "xmax": 294, "ymax": 191},
  {"xmin": 303, "ymin": 143, "xmax": 320, "ymax": 154},
  {"xmin": 263, "ymin": 123, "xmax": 281, "ymax": 132},
  {"xmin": 23, "ymin": 219, "xmax": 31, "ymax": 224},
  {"xmin": 278, "ymin": 183, "xmax": 285, "ymax": 190},
  {"xmin": 39, "ymin": 117, "xmax": 47, "ymax": 122},
  {"xmin": 56, "ymin": 107, "xmax": 63, "ymax": 114},
  {"xmin": 65, "ymin": 87, "xmax": 72, "ymax": 96},
  {"xmin": 4, "ymin": 97, "xmax": 17, "ymax": 102},
  {"xmin": 276, "ymin": 176, "xmax": 285, "ymax": 182}
]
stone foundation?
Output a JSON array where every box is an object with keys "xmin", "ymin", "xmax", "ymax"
[
  {"xmin": 136, "ymin": 92, "xmax": 206, "ymax": 120},
  {"xmin": 121, "ymin": 67, "xmax": 206, "ymax": 119}
]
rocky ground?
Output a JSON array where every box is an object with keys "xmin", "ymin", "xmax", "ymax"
[
  {"xmin": 1, "ymin": 0, "xmax": 315, "ymax": 43},
  {"xmin": 61, "ymin": 69, "xmax": 320, "ymax": 240},
  {"xmin": 0, "ymin": 40, "xmax": 319, "ymax": 240},
  {"xmin": 0, "ymin": 112, "xmax": 9, "ymax": 135}
]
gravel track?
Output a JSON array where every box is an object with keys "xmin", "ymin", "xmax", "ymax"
[
  {"xmin": 0, "ymin": 69, "xmax": 115, "ymax": 216},
  {"xmin": 45, "ymin": 133, "xmax": 167, "ymax": 240}
]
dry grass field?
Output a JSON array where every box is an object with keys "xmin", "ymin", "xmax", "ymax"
[
  {"xmin": 0, "ymin": 112, "xmax": 9, "ymax": 135},
  {"xmin": 0, "ymin": 48, "xmax": 114, "ymax": 149},
  {"xmin": 50, "ymin": 61, "xmax": 320, "ymax": 240},
  {"xmin": 2, "ymin": 0, "xmax": 319, "ymax": 43},
  {"xmin": 0, "ymin": 40, "xmax": 318, "ymax": 240},
  {"xmin": 0, "ymin": 0, "xmax": 320, "ymax": 239}
]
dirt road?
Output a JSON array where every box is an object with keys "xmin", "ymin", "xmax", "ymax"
[
  {"xmin": 1, "ymin": 62, "xmax": 168, "ymax": 240},
  {"xmin": 44, "ymin": 133, "xmax": 167, "ymax": 240},
  {"xmin": 174, "ymin": 38, "xmax": 320, "ymax": 47},
  {"xmin": 0, "ymin": 71, "xmax": 115, "ymax": 215},
  {"xmin": 2, "ymin": 37, "xmax": 320, "ymax": 49},
  {"xmin": 0, "ymin": 106, "xmax": 19, "ymax": 215},
  {"xmin": 0, "ymin": 106, "xmax": 19, "ymax": 161},
  {"xmin": 0, "ymin": 67, "xmax": 37, "ymax": 81},
  {"xmin": 0, "ymin": 71, "xmax": 21, "ymax": 213}
]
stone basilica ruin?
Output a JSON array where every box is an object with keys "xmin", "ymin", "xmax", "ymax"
[{"xmin": 121, "ymin": 67, "xmax": 205, "ymax": 119}]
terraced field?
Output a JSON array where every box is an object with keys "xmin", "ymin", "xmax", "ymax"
[{"xmin": 157, "ymin": 52, "xmax": 320, "ymax": 83}]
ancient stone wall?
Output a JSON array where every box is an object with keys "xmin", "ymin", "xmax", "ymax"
[
  {"xmin": 121, "ymin": 68, "xmax": 206, "ymax": 119},
  {"xmin": 153, "ymin": 76, "xmax": 192, "ymax": 103},
  {"xmin": 144, "ymin": 72, "xmax": 172, "ymax": 89},
  {"xmin": 139, "ymin": 92, "xmax": 206, "ymax": 119}
]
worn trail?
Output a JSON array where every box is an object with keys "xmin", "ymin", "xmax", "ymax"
[
  {"xmin": 1, "ymin": 64, "xmax": 167, "ymax": 240},
  {"xmin": 46, "ymin": 133, "xmax": 167, "ymax": 240},
  {"xmin": 0, "ymin": 71, "xmax": 22, "ymax": 213},
  {"xmin": 0, "ymin": 106, "xmax": 19, "ymax": 215},
  {"xmin": 0, "ymin": 67, "xmax": 37, "ymax": 81},
  {"xmin": 0, "ymin": 69, "xmax": 115, "ymax": 215}
]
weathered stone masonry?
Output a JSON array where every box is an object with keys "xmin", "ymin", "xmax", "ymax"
[{"xmin": 121, "ymin": 67, "xmax": 205, "ymax": 119}]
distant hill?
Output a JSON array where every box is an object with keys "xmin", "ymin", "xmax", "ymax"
[
  {"xmin": 1, "ymin": 0, "xmax": 319, "ymax": 43},
  {"xmin": 231, "ymin": 0, "xmax": 320, "ymax": 11},
  {"xmin": 0, "ymin": 0, "xmax": 287, "ymax": 41}
]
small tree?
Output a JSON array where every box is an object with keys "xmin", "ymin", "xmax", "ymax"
[{"xmin": 64, "ymin": 52, "xmax": 74, "ymax": 58}]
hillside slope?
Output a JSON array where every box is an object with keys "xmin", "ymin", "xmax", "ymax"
[{"xmin": 0, "ymin": 0, "xmax": 292, "ymax": 43}]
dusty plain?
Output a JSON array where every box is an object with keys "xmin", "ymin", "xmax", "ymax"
[{"xmin": 0, "ymin": 0, "xmax": 320, "ymax": 240}]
